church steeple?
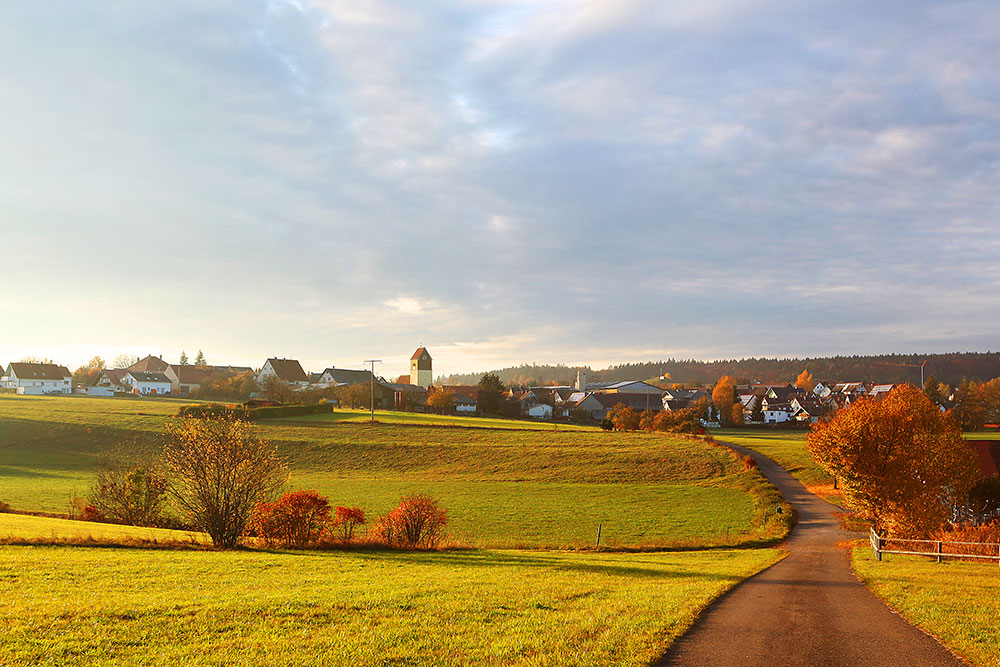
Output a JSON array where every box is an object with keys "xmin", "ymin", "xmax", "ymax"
[{"xmin": 410, "ymin": 347, "xmax": 432, "ymax": 388}]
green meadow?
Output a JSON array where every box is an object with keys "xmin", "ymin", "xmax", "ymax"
[
  {"xmin": 852, "ymin": 546, "xmax": 1000, "ymax": 666},
  {"xmin": 0, "ymin": 395, "xmax": 788, "ymax": 548},
  {"xmin": 0, "ymin": 544, "xmax": 784, "ymax": 666}
]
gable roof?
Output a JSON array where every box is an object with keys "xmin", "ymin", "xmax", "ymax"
[
  {"xmin": 9, "ymin": 363, "xmax": 70, "ymax": 380},
  {"xmin": 411, "ymin": 347, "xmax": 431, "ymax": 361},
  {"xmin": 320, "ymin": 367, "xmax": 374, "ymax": 385},
  {"xmin": 442, "ymin": 385, "xmax": 479, "ymax": 400},
  {"xmin": 93, "ymin": 368, "xmax": 127, "ymax": 386},
  {"xmin": 592, "ymin": 393, "xmax": 663, "ymax": 411},
  {"xmin": 129, "ymin": 355, "xmax": 170, "ymax": 373},
  {"xmin": 169, "ymin": 365, "xmax": 216, "ymax": 384},
  {"xmin": 969, "ymin": 440, "xmax": 1000, "ymax": 477},
  {"xmin": 126, "ymin": 371, "xmax": 171, "ymax": 383},
  {"xmin": 265, "ymin": 358, "xmax": 308, "ymax": 382}
]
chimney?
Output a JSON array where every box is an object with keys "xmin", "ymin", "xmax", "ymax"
[{"xmin": 576, "ymin": 370, "xmax": 587, "ymax": 392}]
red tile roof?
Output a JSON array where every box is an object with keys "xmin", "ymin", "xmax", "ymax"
[
  {"xmin": 411, "ymin": 347, "xmax": 430, "ymax": 361},
  {"xmin": 969, "ymin": 440, "xmax": 1000, "ymax": 477}
]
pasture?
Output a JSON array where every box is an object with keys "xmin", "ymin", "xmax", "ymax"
[
  {"xmin": 0, "ymin": 395, "xmax": 787, "ymax": 548},
  {"xmin": 852, "ymin": 546, "xmax": 1000, "ymax": 666},
  {"xmin": 717, "ymin": 429, "xmax": 844, "ymax": 506},
  {"xmin": 0, "ymin": 544, "xmax": 784, "ymax": 666}
]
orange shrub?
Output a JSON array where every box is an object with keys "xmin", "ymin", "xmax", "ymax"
[
  {"xmin": 332, "ymin": 506, "xmax": 366, "ymax": 542},
  {"xmin": 253, "ymin": 490, "xmax": 332, "ymax": 548},
  {"xmin": 371, "ymin": 494, "xmax": 447, "ymax": 549}
]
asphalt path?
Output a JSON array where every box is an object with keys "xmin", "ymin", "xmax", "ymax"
[{"xmin": 658, "ymin": 440, "xmax": 964, "ymax": 667}]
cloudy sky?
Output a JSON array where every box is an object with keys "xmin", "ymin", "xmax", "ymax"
[{"xmin": 2, "ymin": 1, "xmax": 998, "ymax": 379}]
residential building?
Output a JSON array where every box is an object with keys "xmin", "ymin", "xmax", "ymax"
[
  {"xmin": 122, "ymin": 371, "xmax": 172, "ymax": 395},
  {"xmin": 2, "ymin": 362, "xmax": 72, "ymax": 395},
  {"xmin": 257, "ymin": 358, "xmax": 309, "ymax": 387}
]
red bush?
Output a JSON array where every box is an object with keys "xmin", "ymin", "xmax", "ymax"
[
  {"xmin": 332, "ymin": 506, "xmax": 365, "ymax": 542},
  {"xmin": 371, "ymin": 494, "xmax": 448, "ymax": 549},
  {"xmin": 252, "ymin": 490, "xmax": 332, "ymax": 548}
]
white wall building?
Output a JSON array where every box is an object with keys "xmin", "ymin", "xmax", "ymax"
[
  {"xmin": 527, "ymin": 403, "xmax": 554, "ymax": 419},
  {"xmin": 3, "ymin": 363, "xmax": 72, "ymax": 395},
  {"xmin": 256, "ymin": 358, "xmax": 309, "ymax": 387},
  {"xmin": 123, "ymin": 371, "xmax": 172, "ymax": 395}
]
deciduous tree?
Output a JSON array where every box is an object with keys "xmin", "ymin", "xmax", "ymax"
[
  {"xmin": 112, "ymin": 354, "xmax": 138, "ymax": 369},
  {"xmin": 252, "ymin": 490, "xmax": 332, "ymax": 548},
  {"xmin": 608, "ymin": 403, "xmax": 640, "ymax": 431},
  {"xmin": 807, "ymin": 384, "xmax": 980, "ymax": 536},
  {"xmin": 712, "ymin": 376, "xmax": 737, "ymax": 425},
  {"xmin": 72, "ymin": 356, "xmax": 105, "ymax": 386},
  {"xmin": 426, "ymin": 387, "xmax": 455, "ymax": 414},
  {"xmin": 162, "ymin": 415, "xmax": 287, "ymax": 547},
  {"xmin": 795, "ymin": 369, "xmax": 815, "ymax": 393},
  {"xmin": 88, "ymin": 464, "xmax": 167, "ymax": 527}
]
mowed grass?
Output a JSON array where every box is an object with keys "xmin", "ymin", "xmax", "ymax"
[
  {"xmin": 0, "ymin": 544, "xmax": 784, "ymax": 666},
  {"xmin": 0, "ymin": 395, "xmax": 776, "ymax": 548},
  {"xmin": 852, "ymin": 546, "xmax": 1000, "ymax": 666},
  {"xmin": 0, "ymin": 512, "xmax": 207, "ymax": 543},
  {"xmin": 717, "ymin": 429, "xmax": 844, "ymax": 506},
  {"xmin": 310, "ymin": 408, "xmax": 596, "ymax": 430}
]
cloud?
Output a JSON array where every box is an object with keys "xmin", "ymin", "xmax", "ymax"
[{"xmin": 1, "ymin": 1, "xmax": 999, "ymax": 379}]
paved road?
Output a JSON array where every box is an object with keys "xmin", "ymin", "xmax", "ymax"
[{"xmin": 659, "ymin": 441, "xmax": 964, "ymax": 667}]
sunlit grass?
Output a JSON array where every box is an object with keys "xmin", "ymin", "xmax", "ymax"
[
  {"xmin": 0, "ymin": 512, "xmax": 207, "ymax": 543},
  {"xmin": 0, "ymin": 544, "xmax": 784, "ymax": 666},
  {"xmin": 0, "ymin": 395, "xmax": 785, "ymax": 547},
  {"xmin": 852, "ymin": 545, "xmax": 1000, "ymax": 666}
]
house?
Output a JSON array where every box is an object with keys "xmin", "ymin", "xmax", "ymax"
[
  {"xmin": 568, "ymin": 393, "xmax": 610, "ymax": 421},
  {"xmin": 867, "ymin": 384, "xmax": 896, "ymax": 399},
  {"xmin": 591, "ymin": 380, "xmax": 665, "ymax": 395},
  {"xmin": 128, "ymin": 355, "xmax": 171, "ymax": 373},
  {"xmin": 164, "ymin": 365, "xmax": 216, "ymax": 395},
  {"xmin": 122, "ymin": 371, "xmax": 172, "ymax": 395},
  {"xmin": 257, "ymin": 358, "xmax": 309, "ymax": 387},
  {"xmin": 451, "ymin": 392, "xmax": 478, "ymax": 415},
  {"xmin": 762, "ymin": 403, "xmax": 793, "ymax": 424},
  {"xmin": 527, "ymin": 403, "xmax": 553, "ymax": 419},
  {"xmin": 391, "ymin": 383, "xmax": 428, "ymax": 411},
  {"xmin": 791, "ymin": 398, "xmax": 833, "ymax": 423},
  {"xmin": 316, "ymin": 367, "xmax": 396, "ymax": 409},
  {"xmin": 90, "ymin": 369, "xmax": 128, "ymax": 395},
  {"xmin": 3, "ymin": 362, "xmax": 72, "ymax": 395}
]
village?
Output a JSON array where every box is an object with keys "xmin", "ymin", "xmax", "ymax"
[{"xmin": 0, "ymin": 347, "xmax": 924, "ymax": 427}]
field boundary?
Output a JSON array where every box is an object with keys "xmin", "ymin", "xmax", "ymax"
[{"xmin": 870, "ymin": 527, "xmax": 1000, "ymax": 564}]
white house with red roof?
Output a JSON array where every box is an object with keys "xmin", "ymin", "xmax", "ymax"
[{"xmin": 3, "ymin": 362, "xmax": 72, "ymax": 394}]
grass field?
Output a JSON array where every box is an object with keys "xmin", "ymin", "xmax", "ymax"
[
  {"xmin": 0, "ymin": 512, "xmax": 208, "ymax": 543},
  {"xmin": 716, "ymin": 429, "xmax": 845, "ymax": 506},
  {"xmin": 0, "ymin": 395, "xmax": 786, "ymax": 548},
  {"xmin": 852, "ymin": 546, "xmax": 1000, "ymax": 666},
  {"xmin": 0, "ymin": 544, "xmax": 784, "ymax": 666}
]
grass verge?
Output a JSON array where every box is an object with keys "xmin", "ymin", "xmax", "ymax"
[{"xmin": 852, "ymin": 543, "xmax": 1000, "ymax": 666}]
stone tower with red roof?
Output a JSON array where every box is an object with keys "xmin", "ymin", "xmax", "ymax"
[{"xmin": 410, "ymin": 347, "xmax": 432, "ymax": 388}]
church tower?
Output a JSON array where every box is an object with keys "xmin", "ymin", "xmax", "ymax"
[{"xmin": 410, "ymin": 347, "xmax": 432, "ymax": 388}]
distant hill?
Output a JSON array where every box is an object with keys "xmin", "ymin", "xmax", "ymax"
[{"xmin": 436, "ymin": 352, "xmax": 1000, "ymax": 388}]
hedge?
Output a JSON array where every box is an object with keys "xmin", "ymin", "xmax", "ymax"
[{"xmin": 178, "ymin": 403, "xmax": 333, "ymax": 420}]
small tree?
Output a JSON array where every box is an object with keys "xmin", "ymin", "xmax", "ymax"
[
  {"xmin": 261, "ymin": 375, "xmax": 296, "ymax": 404},
  {"xmin": 332, "ymin": 506, "xmax": 366, "ymax": 542},
  {"xmin": 922, "ymin": 375, "xmax": 941, "ymax": 405},
  {"xmin": 807, "ymin": 384, "xmax": 980, "ymax": 536},
  {"xmin": 179, "ymin": 351, "xmax": 189, "ymax": 366},
  {"xmin": 712, "ymin": 376, "xmax": 737, "ymax": 426},
  {"xmin": 426, "ymin": 388, "xmax": 455, "ymax": 414},
  {"xmin": 253, "ymin": 490, "xmax": 332, "ymax": 548},
  {"xmin": 88, "ymin": 465, "xmax": 167, "ymax": 527},
  {"xmin": 749, "ymin": 396, "xmax": 765, "ymax": 423},
  {"xmin": 112, "ymin": 354, "xmax": 139, "ymax": 369},
  {"xmin": 371, "ymin": 494, "xmax": 447, "ymax": 549},
  {"xmin": 730, "ymin": 402, "xmax": 745, "ymax": 426},
  {"xmin": 794, "ymin": 369, "xmax": 815, "ymax": 393},
  {"xmin": 72, "ymin": 356, "xmax": 105, "ymax": 386},
  {"xmin": 162, "ymin": 415, "xmax": 288, "ymax": 547},
  {"xmin": 639, "ymin": 409, "xmax": 658, "ymax": 431},
  {"xmin": 608, "ymin": 403, "xmax": 640, "ymax": 431},
  {"xmin": 194, "ymin": 350, "xmax": 206, "ymax": 367}
]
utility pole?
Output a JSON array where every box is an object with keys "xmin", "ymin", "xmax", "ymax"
[{"xmin": 364, "ymin": 359, "xmax": 381, "ymax": 423}]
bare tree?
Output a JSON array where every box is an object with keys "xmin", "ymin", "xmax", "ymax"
[
  {"xmin": 112, "ymin": 354, "xmax": 139, "ymax": 369},
  {"xmin": 162, "ymin": 416, "xmax": 287, "ymax": 547}
]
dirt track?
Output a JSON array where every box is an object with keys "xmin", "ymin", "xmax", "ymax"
[{"xmin": 658, "ymin": 441, "xmax": 964, "ymax": 666}]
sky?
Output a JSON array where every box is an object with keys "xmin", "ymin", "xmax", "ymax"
[{"xmin": 1, "ymin": 1, "xmax": 999, "ymax": 380}]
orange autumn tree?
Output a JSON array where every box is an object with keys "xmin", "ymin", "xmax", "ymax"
[
  {"xmin": 711, "ymin": 375, "xmax": 737, "ymax": 425},
  {"xmin": 794, "ymin": 369, "xmax": 815, "ymax": 393},
  {"xmin": 807, "ymin": 384, "xmax": 980, "ymax": 537}
]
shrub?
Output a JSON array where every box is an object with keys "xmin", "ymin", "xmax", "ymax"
[
  {"xmin": 0, "ymin": 499, "xmax": 10, "ymax": 513},
  {"xmin": 332, "ymin": 506, "xmax": 366, "ymax": 543},
  {"xmin": 599, "ymin": 418, "xmax": 614, "ymax": 431},
  {"xmin": 69, "ymin": 497, "xmax": 102, "ymax": 522},
  {"xmin": 163, "ymin": 416, "xmax": 288, "ymax": 548},
  {"xmin": 608, "ymin": 404, "xmax": 640, "ymax": 431},
  {"xmin": 88, "ymin": 465, "xmax": 167, "ymax": 527},
  {"xmin": 371, "ymin": 494, "xmax": 448, "ymax": 549},
  {"xmin": 252, "ymin": 490, "xmax": 332, "ymax": 548}
]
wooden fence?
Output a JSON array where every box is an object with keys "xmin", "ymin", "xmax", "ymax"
[{"xmin": 869, "ymin": 527, "xmax": 1000, "ymax": 565}]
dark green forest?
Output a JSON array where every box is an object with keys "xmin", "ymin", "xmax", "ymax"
[{"xmin": 437, "ymin": 352, "xmax": 1000, "ymax": 388}]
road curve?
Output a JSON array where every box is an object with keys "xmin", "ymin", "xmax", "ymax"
[{"xmin": 658, "ymin": 440, "xmax": 964, "ymax": 667}]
